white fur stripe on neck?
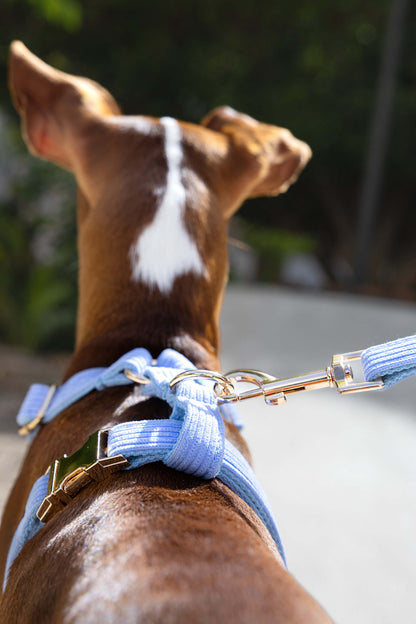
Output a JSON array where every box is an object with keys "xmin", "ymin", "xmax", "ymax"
[{"xmin": 129, "ymin": 117, "xmax": 206, "ymax": 294}]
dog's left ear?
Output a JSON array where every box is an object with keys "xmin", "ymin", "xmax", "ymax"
[
  {"xmin": 201, "ymin": 106, "xmax": 311, "ymax": 210},
  {"xmin": 8, "ymin": 41, "xmax": 121, "ymax": 170}
]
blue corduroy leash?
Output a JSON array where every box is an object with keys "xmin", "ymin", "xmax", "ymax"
[
  {"xmin": 361, "ymin": 334, "xmax": 416, "ymax": 388},
  {"xmin": 4, "ymin": 348, "xmax": 282, "ymax": 590}
]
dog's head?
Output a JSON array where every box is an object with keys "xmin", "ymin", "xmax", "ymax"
[{"xmin": 9, "ymin": 41, "xmax": 311, "ymax": 365}]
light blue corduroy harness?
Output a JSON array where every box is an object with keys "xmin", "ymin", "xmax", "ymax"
[{"xmin": 4, "ymin": 348, "xmax": 284, "ymax": 589}]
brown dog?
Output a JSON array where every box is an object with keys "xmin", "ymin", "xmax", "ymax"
[{"xmin": 0, "ymin": 42, "xmax": 332, "ymax": 623}]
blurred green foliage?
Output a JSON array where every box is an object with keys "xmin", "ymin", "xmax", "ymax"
[
  {"xmin": 0, "ymin": 0, "xmax": 414, "ymax": 351},
  {"xmin": 28, "ymin": 0, "xmax": 82, "ymax": 31},
  {"xmin": 244, "ymin": 226, "xmax": 316, "ymax": 282},
  {"xmin": 0, "ymin": 111, "xmax": 77, "ymax": 350}
]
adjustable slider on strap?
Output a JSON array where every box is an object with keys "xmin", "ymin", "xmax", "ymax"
[
  {"xmin": 18, "ymin": 385, "xmax": 57, "ymax": 436},
  {"xmin": 37, "ymin": 430, "xmax": 130, "ymax": 523}
]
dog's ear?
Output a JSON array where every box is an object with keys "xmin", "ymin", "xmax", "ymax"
[
  {"xmin": 201, "ymin": 106, "xmax": 311, "ymax": 208},
  {"xmin": 8, "ymin": 41, "xmax": 121, "ymax": 170}
]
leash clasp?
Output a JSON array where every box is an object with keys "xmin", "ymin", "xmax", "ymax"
[
  {"xmin": 214, "ymin": 350, "xmax": 384, "ymax": 406},
  {"xmin": 37, "ymin": 430, "xmax": 130, "ymax": 523}
]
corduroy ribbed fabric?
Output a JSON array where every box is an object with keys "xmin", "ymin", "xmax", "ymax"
[{"xmin": 362, "ymin": 334, "xmax": 416, "ymax": 387}]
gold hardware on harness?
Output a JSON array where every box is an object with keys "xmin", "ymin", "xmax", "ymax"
[
  {"xmin": 169, "ymin": 370, "xmax": 236, "ymax": 398},
  {"xmin": 18, "ymin": 385, "xmax": 57, "ymax": 436},
  {"xmin": 169, "ymin": 350, "xmax": 384, "ymax": 407},
  {"xmin": 37, "ymin": 430, "xmax": 130, "ymax": 523},
  {"xmin": 124, "ymin": 369, "xmax": 151, "ymax": 385}
]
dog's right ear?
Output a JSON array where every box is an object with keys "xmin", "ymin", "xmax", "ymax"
[
  {"xmin": 8, "ymin": 41, "xmax": 120, "ymax": 170},
  {"xmin": 201, "ymin": 106, "xmax": 311, "ymax": 216}
]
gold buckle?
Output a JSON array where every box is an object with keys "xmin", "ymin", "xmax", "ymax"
[
  {"xmin": 18, "ymin": 385, "xmax": 58, "ymax": 436},
  {"xmin": 37, "ymin": 429, "xmax": 130, "ymax": 523}
]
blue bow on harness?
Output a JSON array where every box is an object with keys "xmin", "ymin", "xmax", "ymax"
[{"xmin": 4, "ymin": 348, "xmax": 285, "ymax": 590}]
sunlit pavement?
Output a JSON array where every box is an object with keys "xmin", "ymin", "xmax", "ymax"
[
  {"xmin": 220, "ymin": 285, "xmax": 416, "ymax": 624},
  {"xmin": 1, "ymin": 285, "xmax": 415, "ymax": 623}
]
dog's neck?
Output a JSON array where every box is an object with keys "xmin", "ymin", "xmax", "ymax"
[
  {"xmin": 65, "ymin": 319, "xmax": 222, "ymax": 380},
  {"xmin": 64, "ymin": 123, "xmax": 229, "ymax": 379}
]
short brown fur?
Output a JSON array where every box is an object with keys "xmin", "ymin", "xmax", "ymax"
[{"xmin": 0, "ymin": 42, "xmax": 332, "ymax": 623}]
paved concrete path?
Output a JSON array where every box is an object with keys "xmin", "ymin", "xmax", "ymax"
[
  {"xmin": 220, "ymin": 286, "xmax": 416, "ymax": 624},
  {"xmin": 1, "ymin": 285, "xmax": 415, "ymax": 623}
]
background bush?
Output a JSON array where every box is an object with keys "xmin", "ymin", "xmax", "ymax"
[{"xmin": 0, "ymin": 0, "xmax": 414, "ymax": 351}]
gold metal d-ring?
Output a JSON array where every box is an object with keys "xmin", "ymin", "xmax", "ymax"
[
  {"xmin": 124, "ymin": 369, "xmax": 151, "ymax": 385},
  {"xmin": 169, "ymin": 369, "xmax": 235, "ymax": 397}
]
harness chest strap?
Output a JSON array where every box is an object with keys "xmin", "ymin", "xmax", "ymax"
[{"xmin": 16, "ymin": 348, "xmax": 243, "ymax": 437}]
